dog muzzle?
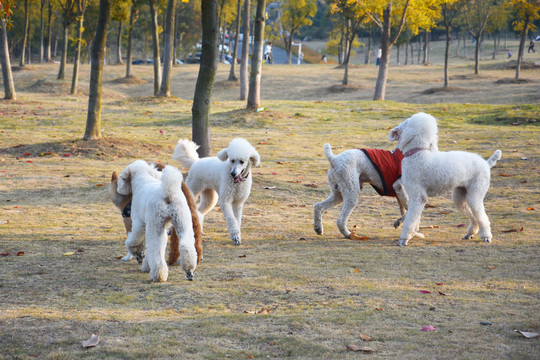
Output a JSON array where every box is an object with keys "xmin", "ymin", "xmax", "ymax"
[{"xmin": 233, "ymin": 172, "xmax": 249, "ymax": 183}]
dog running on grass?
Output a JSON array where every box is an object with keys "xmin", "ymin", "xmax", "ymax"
[
  {"xmin": 116, "ymin": 160, "xmax": 198, "ymax": 281},
  {"xmin": 109, "ymin": 165, "xmax": 203, "ymax": 265},
  {"xmin": 173, "ymin": 138, "xmax": 260, "ymax": 246},
  {"xmin": 388, "ymin": 112, "xmax": 502, "ymax": 246},
  {"xmin": 314, "ymin": 143, "xmax": 424, "ymax": 240}
]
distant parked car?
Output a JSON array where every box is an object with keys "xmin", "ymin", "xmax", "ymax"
[
  {"xmin": 175, "ymin": 59, "xmax": 184, "ymax": 65},
  {"xmin": 184, "ymin": 52, "xmax": 202, "ymax": 64},
  {"xmin": 132, "ymin": 59, "xmax": 152, "ymax": 65}
]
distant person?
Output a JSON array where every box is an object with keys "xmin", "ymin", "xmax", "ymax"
[
  {"xmin": 376, "ymin": 48, "xmax": 382, "ymax": 66},
  {"xmin": 528, "ymin": 41, "xmax": 536, "ymax": 54},
  {"xmin": 264, "ymin": 42, "xmax": 273, "ymax": 64},
  {"xmin": 321, "ymin": 54, "xmax": 327, "ymax": 64},
  {"xmin": 507, "ymin": 50, "xmax": 513, "ymax": 58}
]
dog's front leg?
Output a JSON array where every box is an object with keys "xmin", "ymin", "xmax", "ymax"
[
  {"xmin": 397, "ymin": 195, "xmax": 427, "ymax": 246},
  {"xmin": 220, "ymin": 201, "xmax": 241, "ymax": 245}
]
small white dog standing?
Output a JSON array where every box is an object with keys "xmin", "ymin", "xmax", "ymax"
[
  {"xmin": 117, "ymin": 160, "xmax": 198, "ymax": 281},
  {"xmin": 388, "ymin": 112, "xmax": 502, "ymax": 246},
  {"xmin": 173, "ymin": 138, "xmax": 260, "ymax": 245}
]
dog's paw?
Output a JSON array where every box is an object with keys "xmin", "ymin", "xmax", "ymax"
[
  {"xmin": 481, "ymin": 237, "xmax": 492, "ymax": 243},
  {"xmin": 394, "ymin": 217, "xmax": 403, "ymax": 229},
  {"xmin": 121, "ymin": 253, "xmax": 133, "ymax": 261},
  {"xmin": 135, "ymin": 250, "xmax": 146, "ymax": 264},
  {"xmin": 462, "ymin": 233, "xmax": 473, "ymax": 240},
  {"xmin": 185, "ymin": 270, "xmax": 194, "ymax": 281},
  {"xmin": 231, "ymin": 234, "xmax": 241, "ymax": 246},
  {"xmin": 314, "ymin": 226, "xmax": 323, "ymax": 235},
  {"xmin": 397, "ymin": 238, "xmax": 408, "ymax": 246}
]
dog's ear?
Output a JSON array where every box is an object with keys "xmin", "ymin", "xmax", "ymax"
[
  {"xmin": 250, "ymin": 150, "xmax": 261, "ymax": 167},
  {"xmin": 111, "ymin": 171, "xmax": 118, "ymax": 182},
  {"xmin": 217, "ymin": 148, "xmax": 228, "ymax": 161},
  {"xmin": 388, "ymin": 127, "xmax": 401, "ymax": 141},
  {"xmin": 117, "ymin": 167, "xmax": 132, "ymax": 195}
]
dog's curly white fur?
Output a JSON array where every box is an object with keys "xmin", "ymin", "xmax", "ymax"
[
  {"xmin": 117, "ymin": 160, "xmax": 197, "ymax": 281},
  {"xmin": 389, "ymin": 112, "xmax": 502, "ymax": 246},
  {"xmin": 173, "ymin": 138, "xmax": 260, "ymax": 245},
  {"xmin": 314, "ymin": 144, "xmax": 424, "ymax": 239}
]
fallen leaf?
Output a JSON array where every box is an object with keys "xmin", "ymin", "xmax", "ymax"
[
  {"xmin": 304, "ymin": 183, "xmax": 318, "ymax": 188},
  {"xmin": 347, "ymin": 345, "xmax": 374, "ymax": 353},
  {"xmin": 359, "ymin": 333, "xmax": 374, "ymax": 342},
  {"xmin": 456, "ymin": 224, "xmax": 465, "ymax": 228},
  {"xmin": 514, "ymin": 330, "xmax": 540, "ymax": 339},
  {"xmin": 271, "ymin": 172, "xmax": 277, "ymax": 175},
  {"xmin": 276, "ymin": 161, "xmax": 290, "ymax": 165},
  {"xmin": 419, "ymin": 290, "xmax": 431, "ymax": 294},
  {"xmin": 17, "ymin": 251, "xmax": 24, "ymax": 256},
  {"xmin": 1, "ymin": 252, "xmax": 11, "ymax": 256},
  {"xmin": 96, "ymin": 184, "xmax": 104, "ymax": 187},
  {"xmin": 501, "ymin": 227, "xmax": 524, "ymax": 233},
  {"xmin": 63, "ymin": 252, "xmax": 75, "ymax": 256},
  {"xmin": 480, "ymin": 321, "xmax": 492, "ymax": 326},
  {"xmin": 63, "ymin": 153, "xmax": 71, "ymax": 157},
  {"xmin": 419, "ymin": 225, "xmax": 439, "ymax": 229},
  {"xmin": 238, "ymin": 254, "xmax": 247, "ymax": 258},
  {"xmin": 439, "ymin": 210, "xmax": 451, "ymax": 214},
  {"xmin": 425, "ymin": 204, "xmax": 436, "ymax": 208},
  {"xmin": 82, "ymin": 334, "xmax": 100, "ymax": 348},
  {"xmin": 26, "ymin": 160, "xmax": 33, "ymax": 163},
  {"xmin": 40, "ymin": 151, "xmax": 55, "ymax": 156},
  {"xmin": 257, "ymin": 308, "xmax": 269, "ymax": 314},
  {"xmin": 264, "ymin": 186, "xmax": 276, "ymax": 189},
  {"xmin": 499, "ymin": 173, "xmax": 512, "ymax": 177},
  {"xmin": 349, "ymin": 267, "xmax": 361, "ymax": 273},
  {"xmin": 488, "ymin": 265, "xmax": 496, "ymax": 270},
  {"xmin": 115, "ymin": 256, "xmax": 123, "ymax": 260},
  {"xmin": 438, "ymin": 291, "xmax": 450, "ymax": 296},
  {"xmin": 421, "ymin": 326, "xmax": 438, "ymax": 332},
  {"xmin": 435, "ymin": 283, "xmax": 444, "ymax": 286},
  {"xmin": 321, "ymin": 301, "xmax": 335, "ymax": 306},
  {"xmin": 349, "ymin": 232, "xmax": 370, "ymax": 241},
  {"xmin": 527, "ymin": 207, "xmax": 535, "ymax": 211},
  {"xmin": 23, "ymin": 152, "xmax": 31, "ymax": 156},
  {"xmin": 375, "ymin": 307, "xmax": 384, "ymax": 311}
]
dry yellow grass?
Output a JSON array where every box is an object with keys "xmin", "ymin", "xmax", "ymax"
[{"xmin": 0, "ymin": 60, "xmax": 539, "ymax": 359}]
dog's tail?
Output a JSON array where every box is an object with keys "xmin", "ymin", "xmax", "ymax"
[
  {"xmin": 487, "ymin": 149, "xmax": 502, "ymax": 168},
  {"xmin": 323, "ymin": 143, "xmax": 336, "ymax": 167},
  {"xmin": 173, "ymin": 139, "xmax": 200, "ymax": 170}
]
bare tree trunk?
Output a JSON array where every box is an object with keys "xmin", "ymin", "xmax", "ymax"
[
  {"xmin": 40, "ymin": 0, "xmax": 46, "ymax": 63},
  {"xmin": 159, "ymin": 0, "xmax": 176, "ymax": 97},
  {"xmin": 444, "ymin": 25, "xmax": 451, "ymax": 88},
  {"xmin": 247, "ymin": 0, "xmax": 266, "ymax": 110},
  {"xmin": 20, "ymin": 0, "xmax": 30, "ymax": 67},
  {"xmin": 70, "ymin": 11, "xmax": 84, "ymax": 94},
  {"xmin": 0, "ymin": 20, "xmax": 16, "ymax": 100},
  {"xmin": 492, "ymin": 35, "xmax": 496, "ymax": 59},
  {"xmin": 46, "ymin": 0, "xmax": 52, "ymax": 62},
  {"xmin": 84, "ymin": 0, "xmax": 112, "ymax": 140},
  {"xmin": 228, "ymin": 0, "xmax": 241, "ymax": 81},
  {"xmin": 57, "ymin": 25, "xmax": 69, "ymax": 79},
  {"xmin": 473, "ymin": 35, "xmax": 480, "ymax": 74},
  {"xmin": 365, "ymin": 25, "xmax": 372, "ymax": 64},
  {"xmin": 192, "ymin": 0, "xmax": 219, "ymax": 157},
  {"xmin": 115, "ymin": 21, "xmax": 124, "ymax": 64},
  {"xmin": 125, "ymin": 6, "xmax": 135, "ymax": 78},
  {"xmin": 422, "ymin": 29, "xmax": 428, "ymax": 64},
  {"xmin": 515, "ymin": 20, "xmax": 530, "ymax": 80},
  {"xmin": 149, "ymin": 0, "xmax": 162, "ymax": 95},
  {"xmin": 239, "ymin": 0, "xmax": 250, "ymax": 100},
  {"xmin": 374, "ymin": 6, "xmax": 392, "ymax": 101}
]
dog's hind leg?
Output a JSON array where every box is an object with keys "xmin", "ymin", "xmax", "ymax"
[
  {"xmin": 466, "ymin": 192, "xmax": 492, "ymax": 243},
  {"xmin": 145, "ymin": 221, "xmax": 169, "ymax": 282},
  {"xmin": 314, "ymin": 187, "xmax": 343, "ymax": 235},
  {"xmin": 197, "ymin": 188, "xmax": 218, "ymax": 231},
  {"xmin": 393, "ymin": 179, "xmax": 408, "ymax": 229},
  {"xmin": 452, "ymin": 187, "xmax": 478, "ymax": 240},
  {"xmin": 336, "ymin": 186, "xmax": 360, "ymax": 239}
]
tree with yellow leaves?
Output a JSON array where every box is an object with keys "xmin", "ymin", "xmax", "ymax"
[
  {"xmin": 510, "ymin": 0, "xmax": 540, "ymax": 80},
  {"xmin": 278, "ymin": 0, "xmax": 317, "ymax": 64},
  {"xmin": 365, "ymin": 0, "xmax": 443, "ymax": 100}
]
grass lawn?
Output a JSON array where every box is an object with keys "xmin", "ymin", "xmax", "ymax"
[{"xmin": 0, "ymin": 58, "xmax": 539, "ymax": 359}]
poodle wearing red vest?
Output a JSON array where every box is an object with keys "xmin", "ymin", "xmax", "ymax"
[{"xmin": 314, "ymin": 143, "xmax": 423, "ymax": 240}]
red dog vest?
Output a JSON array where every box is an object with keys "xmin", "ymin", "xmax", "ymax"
[{"xmin": 360, "ymin": 148, "xmax": 403, "ymax": 197}]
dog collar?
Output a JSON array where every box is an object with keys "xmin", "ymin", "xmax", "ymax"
[
  {"xmin": 403, "ymin": 148, "xmax": 428, "ymax": 157},
  {"xmin": 234, "ymin": 172, "xmax": 250, "ymax": 183},
  {"xmin": 122, "ymin": 201, "xmax": 132, "ymax": 218}
]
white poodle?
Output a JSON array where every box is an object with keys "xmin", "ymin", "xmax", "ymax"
[
  {"xmin": 173, "ymin": 138, "xmax": 260, "ymax": 245},
  {"xmin": 314, "ymin": 143, "xmax": 421, "ymax": 239},
  {"xmin": 388, "ymin": 112, "xmax": 502, "ymax": 246},
  {"xmin": 117, "ymin": 160, "xmax": 198, "ymax": 281}
]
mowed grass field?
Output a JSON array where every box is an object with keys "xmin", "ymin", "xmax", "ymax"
[{"xmin": 0, "ymin": 58, "xmax": 539, "ymax": 359}]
